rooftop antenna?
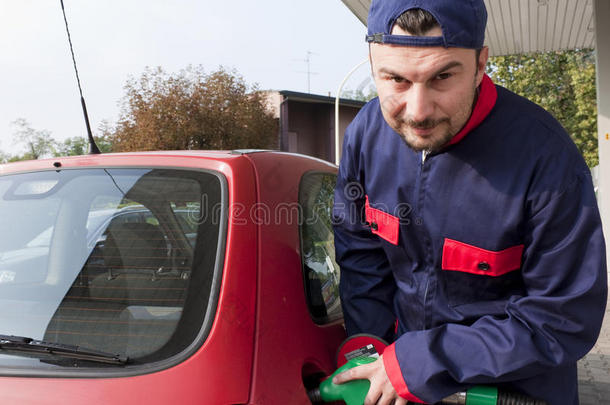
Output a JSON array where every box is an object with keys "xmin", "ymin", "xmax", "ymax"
[
  {"xmin": 294, "ymin": 50, "xmax": 319, "ymax": 93},
  {"xmin": 60, "ymin": 0, "xmax": 101, "ymax": 154}
]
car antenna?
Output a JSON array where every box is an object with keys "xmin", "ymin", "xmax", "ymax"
[{"xmin": 60, "ymin": 0, "xmax": 101, "ymax": 155}]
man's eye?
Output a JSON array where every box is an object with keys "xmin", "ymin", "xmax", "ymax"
[
  {"xmin": 435, "ymin": 72, "xmax": 452, "ymax": 80},
  {"xmin": 390, "ymin": 75, "xmax": 405, "ymax": 83}
]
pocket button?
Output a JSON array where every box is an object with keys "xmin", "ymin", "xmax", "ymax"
[
  {"xmin": 370, "ymin": 222, "xmax": 378, "ymax": 231},
  {"xmin": 478, "ymin": 261, "xmax": 491, "ymax": 271}
]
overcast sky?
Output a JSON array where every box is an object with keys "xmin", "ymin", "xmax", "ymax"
[{"xmin": 0, "ymin": 1, "xmax": 373, "ymax": 155}]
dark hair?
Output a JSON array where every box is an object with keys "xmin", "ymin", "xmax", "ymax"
[
  {"xmin": 394, "ymin": 8, "xmax": 439, "ymax": 36},
  {"xmin": 394, "ymin": 8, "xmax": 482, "ymax": 65}
]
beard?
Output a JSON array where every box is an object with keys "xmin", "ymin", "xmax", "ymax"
[
  {"xmin": 392, "ymin": 117, "xmax": 454, "ymax": 153},
  {"xmin": 383, "ymin": 82, "xmax": 479, "ymax": 154}
]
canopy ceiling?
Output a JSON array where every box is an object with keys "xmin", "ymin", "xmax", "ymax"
[{"xmin": 340, "ymin": 0, "xmax": 596, "ymax": 56}]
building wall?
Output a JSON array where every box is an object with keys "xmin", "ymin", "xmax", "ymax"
[
  {"xmin": 262, "ymin": 91, "xmax": 282, "ymax": 119},
  {"xmin": 287, "ymin": 100, "xmax": 331, "ymax": 160},
  {"xmin": 280, "ymin": 99, "xmax": 363, "ymax": 163},
  {"xmin": 335, "ymin": 105, "xmax": 363, "ymax": 163}
]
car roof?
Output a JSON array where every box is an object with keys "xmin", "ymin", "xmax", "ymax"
[{"xmin": 0, "ymin": 150, "xmax": 338, "ymax": 177}]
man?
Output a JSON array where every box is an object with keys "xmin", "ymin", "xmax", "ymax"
[{"xmin": 331, "ymin": 1, "xmax": 608, "ymax": 404}]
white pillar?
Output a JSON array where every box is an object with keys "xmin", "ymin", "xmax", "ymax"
[{"xmin": 594, "ymin": 0, "xmax": 610, "ymax": 273}]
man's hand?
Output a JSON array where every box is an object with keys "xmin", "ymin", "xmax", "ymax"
[{"xmin": 332, "ymin": 355, "xmax": 408, "ymax": 405}]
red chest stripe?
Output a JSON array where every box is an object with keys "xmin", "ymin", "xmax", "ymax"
[
  {"xmin": 365, "ymin": 196, "xmax": 399, "ymax": 245},
  {"xmin": 442, "ymin": 238, "xmax": 524, "ymax": 277}
]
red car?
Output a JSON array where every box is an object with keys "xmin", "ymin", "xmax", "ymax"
[{"xmin": 0, "ymin": 150, "xmax": 346, "ymax": 404}]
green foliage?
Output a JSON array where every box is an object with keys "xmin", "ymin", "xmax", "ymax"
[
  {"xmin": 92, "ymin": 135, "xmax": 114, "ymax": 153},
  {"xmin": 6, "ymin": 155, "xmax": 27, "ymax": 163},
  {"xmin": 54, "ymin": 136, "xmax": 87, "ymax": 157},
  {"xmin": 53, "ymin": 135, "xmax": 113, "ymax": 156},
  {"xmin": 1, "ymin": 120, "xmax": 114, "ymax": 163},
  {"xmin": 342, "ymin": 85, "xmax": 378, "ymax": 102},
  {"xmin": 104, "ymin": 66, "xmax": 278, "ymax": 152},
  {"xmin": 11, "ymin": 118, "xmax": 56, "ymax": 160},
  {"xmin": 487, "ymin": 50, "xmax": 598, "ymax": 167}
]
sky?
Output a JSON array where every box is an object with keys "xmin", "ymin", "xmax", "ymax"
[{"xmin": 0, "ymin": 0, "xmax": 374, "ymax": 155}]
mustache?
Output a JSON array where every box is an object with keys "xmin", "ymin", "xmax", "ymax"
[{"xmin": 399, "ymin": 117, "xmax": 450, "ymax": 129}]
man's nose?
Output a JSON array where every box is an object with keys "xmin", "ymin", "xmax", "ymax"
[{"xmin": 405, "ymin": 84, "xmax": 434, "ymax": 122}]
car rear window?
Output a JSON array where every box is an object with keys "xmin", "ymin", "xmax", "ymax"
[
  {"xmin": 0, "ymin": 168, "xmax": 225, "ymax": 372},
  {"xmin": 299, "ymin": 172, "xmax": 342, "ymax": 324}
]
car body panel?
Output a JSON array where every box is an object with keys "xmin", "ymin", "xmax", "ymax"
[
  {"xmin": 0, "ymin": 151, "xmax": 345, "ymax": 405},
  {"xmin": 244, "ymin": 152, "xmax": 344, "ymax": 404}
]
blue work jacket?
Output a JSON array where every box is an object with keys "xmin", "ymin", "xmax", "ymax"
[{"xmin": 332, "ymin": 76, "xmax": 608, "ymax": 405}]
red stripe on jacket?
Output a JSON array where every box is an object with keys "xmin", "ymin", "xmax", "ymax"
[
  {"xmin": 383, "ymin": 343, "xmax": 425, "ymax": 403},
  {"xmin": 446, "ymin": 74, "xmax": 497, "ymax": 147}
]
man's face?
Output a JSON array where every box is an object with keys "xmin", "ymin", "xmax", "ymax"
[{"xmin": 370, "ymin": 26, "xmax": 488, "ymax": 152}]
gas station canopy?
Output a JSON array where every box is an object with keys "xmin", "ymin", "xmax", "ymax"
[{"xmin": 340, "ymin": 0, "xmax": 595, "ymax": 56}]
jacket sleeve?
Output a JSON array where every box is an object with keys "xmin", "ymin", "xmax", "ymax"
[
  {"xmin": 386, "ymin": 169, "xmax": 608, "ymax": 403},
  {"xmin": 333, "ymin": 122, "xmax": 397, "ymax": 343}
]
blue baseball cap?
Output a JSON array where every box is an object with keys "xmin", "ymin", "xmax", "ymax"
[{"xmin": 366, "ymin": 0, "xmax": 487, "ymax": 49}]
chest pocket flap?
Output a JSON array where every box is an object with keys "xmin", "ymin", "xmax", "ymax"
[
  {"xmin": 442, "ymin": 238, "xmax": 524, "ymax": 277},
  {"xmin": 365, "ymin": 196, "xmax": 399, "ymax": 245}
]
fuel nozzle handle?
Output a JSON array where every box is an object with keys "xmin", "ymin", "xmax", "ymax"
[
  {"xmin": 440, "ymin": 386, "xmax": 548, "ymax": 405},
  {"xmin": 307, "ymin": 387, "xmax": 323, "ymax": 403},
  {"xmin": 309, "ymin": 357, "xmax": 376, "ymax": 405},
  {"xmin": 307, "ymin": 358, "xmax": 547, "ymax": 405}
]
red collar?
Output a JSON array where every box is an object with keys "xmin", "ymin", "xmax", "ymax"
[{"xmin": 446, "ymin": 74, "xmax": 497, "ymax": 147}]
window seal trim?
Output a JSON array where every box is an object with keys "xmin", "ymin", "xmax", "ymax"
[{"xmin": 297, "ymin": 170, "xmax": 343, "ymax": 326}]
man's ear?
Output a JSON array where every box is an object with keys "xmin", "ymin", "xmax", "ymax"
[{"xmin": 476, "ymin": 46, "xmax": 489, "ymax": 86}]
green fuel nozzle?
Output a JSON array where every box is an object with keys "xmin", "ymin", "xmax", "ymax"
[
  {"xmin": 307, "ymin": 358, "xmax": 547, "ymax": 405},
  {"xmin": 307, "ymin": 357, "xmax": 376, "ymax": 405},
  {"xmin": 441, "ymin": 386, "xmax": 548, "ymax": 405}
]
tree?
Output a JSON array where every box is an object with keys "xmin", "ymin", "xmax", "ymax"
[
  {"xmin": 342, "ymin": 85, "xmax": 378, "ymax": 102},
  {"xmin": 11, "ymin": 118, "xmax": 56, "ymax": 160},
  {"xmin": 0, "ymin": 150, "xmax": 9, "ymax": 164},
  {"xmin": 104, "ymin": 66, "xmax": 278, "ymax": 152},
  {"xmin": 92, "ymin": 134, "xmax": 114, "ymax": 154},
  {"xmin": 487, "ymin": 50, "xmax": 598, "ymax": 167},
  {"xmin": 53, "ymin": 135, "xmax": 113, "ymax": 156},
  {"xmin": 7, "ymin": 120, "xmax": 112, "ymax": 162},
  {"xmin": 54, "ymin": 136, "xmax": 87, "ymax": 157}
]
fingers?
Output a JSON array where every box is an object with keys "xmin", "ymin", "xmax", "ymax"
[
  {"xmin": 364, "ymin": 387, "xmax": 406, "ymax": 405},
  {"xmin": 363, "ymin": 388, "xmax": 382, "ymax": 405},
  {"xmin": 332, "ymin": 362, "xmax": 375, "ymax": 384},
  {"xmin": 332, "ymin": 358, "xmax": 408, "ymax": 405},
  {"xmin": 364, "ymin": 374, "xmax": 399, "ymax": 404},
  {"xmin": 364, "ymin": 366, "xmax": 402, "ymax": 405},
  {"xmin": 388, "ymin": 397, "xmax": 408, "ymax": 405}
]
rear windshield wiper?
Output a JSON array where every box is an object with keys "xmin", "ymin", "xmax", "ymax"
[{"xmin": 0, "ymin": 335, "xmax": 129, "ymax": 365}]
